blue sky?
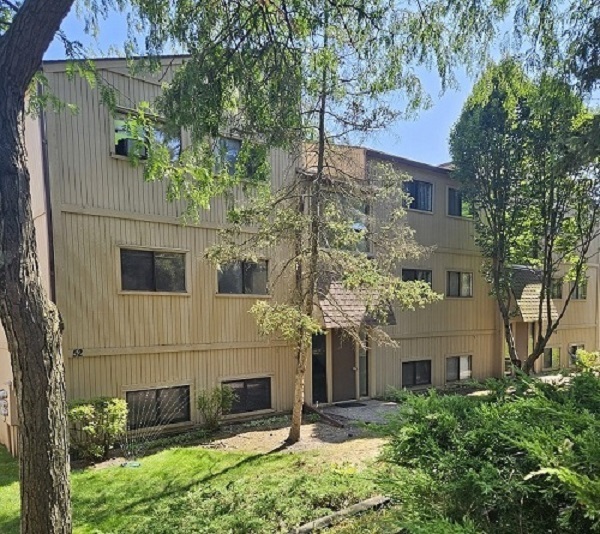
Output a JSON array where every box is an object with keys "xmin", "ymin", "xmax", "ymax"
[{"xmin": 45, "ymin": 9, "xmax": 476, "ymax": 166}]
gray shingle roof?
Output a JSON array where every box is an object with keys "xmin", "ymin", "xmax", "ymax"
[
  {"xmin": 318, "ymin": 280, "xmax": 396, "ymax": 329},
  {"xmin": 511, "ymin": 267, "xmax": 558, "ymax": 322}
]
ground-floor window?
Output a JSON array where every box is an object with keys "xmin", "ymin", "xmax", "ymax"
[
  {"xmin": 543, "ymin": 347, "xmax": 561, "ymax": 370},
  {"xmin": 569, "ymin": 344, "xmax": 585, "ymax": 366},
  {"xmin": 446, "ymin": 355, "xmax": 472, "ymax": 382},
  {"xmin": 126, "ymin": 385, "xmax": 191, "ymax": 430},
  {"xmin": 402, "ymin": 360, "xmax": 431, "ymax": 388},
  {"xmin": 223, "ymin": 377, "xmax": 272, "ymax": 414}
]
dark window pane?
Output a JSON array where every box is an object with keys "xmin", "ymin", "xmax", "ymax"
[
  {"xmin": 402, "ymin": 269, "xmax": 432, "ymax": 285},
  {"xmin": 446, "ymin": 357, "xmax": 459, "ymax": 382},
  {"xmin": 126, "ymin": 390, "xmax": 158, "ymax": 430},
  {"xmin": 416, "ymin": 181, "xmax": 433, "ymax": 211},
  {"xmin": 244, "ymin": 261, "xmax": 268, "ymax": 295},
  {"xmin": 402, "ymin": 362, "xmax": 415, "ymax": 387},
  {"xmin": 218, "ymin": 263, "xmax": 243, "ymax": 294},
  {"xmin": 448, "ymin": 188, "xmax": 460, "ymax": 216},
  {"xmin": 121, "ymin": 249, "xmax": 154, "ymax": 291},
  {"xmin": 157, "ymin": 386, "xmax": 190, "ymax": 425},
  {"xmin": 225, "ymin": 378, "xmax": 271, "ymax": 414},
  {"xmin": 415, "ymin": 360, "xmax": 431, "ymax": 385},
  {"xmin": 155, "ymin": 252, "xmax": 186, "ymax": 292},
  {"xmin": 216, "ymin": 137, "xmax": 241, "ymax": 174},
  {"xmin": 447, "ymin": 271, "xmax": 460, "ymax": 297}
]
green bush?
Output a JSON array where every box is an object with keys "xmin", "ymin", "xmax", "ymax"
[
  {"xmin": 197, "ymin": 385, "xmax": 236, "ymax": 431},
  {"xmin": 68, "ymin": 397, "xmax": 128, "ymax": 460},
  {"xmin": 575, "ymin": 349, "xmax": 600, "ymax": 371},
  {"xmin": 380, "ymin": 376, "xmax": 600, "ymax": 533}
]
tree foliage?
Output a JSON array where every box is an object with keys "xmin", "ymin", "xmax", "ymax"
[{"xmin": 450, "ymin": 59, "xmax": 600, "ymax": 372}]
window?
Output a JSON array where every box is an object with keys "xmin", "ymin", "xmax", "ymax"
[
  {"xmin": 223, "ymin": 377, "xmax": 272, "ymax": 414},
  {"xmin": 550, "ymin": 278, "xmax": 563, "ymax": 299},
  {"xmin": 404, "ymin": 180, "xmax": 433, "ymax": 212},
  {"xmin": 446, "ymin": 271, "xmax": 473, "ymax": 298},
  {"xmin": 120, "ymin": 249, "xmax": 186, "ymax": 292},
  {"xmin": 402, "ymin": 360, "xmax": 431, "ymax": 387},
  {"xmin": 569, "ymin": 344, "xmax": 585, "ymax": 366},
  {"xmin": 114, "ymin": 112, "xmax": 181, "ymax": 160},
  {"xmin": 446, "ymin": 355, "xmax": 472, "ymax": 382},
  {"xmin": 402, "ymin": 269, "xmax": 432, "ymax": 286},
  {"xmin": 571, "ymin": 279, "xmax": 587, "ymax": 300},
  {"xmin": 215, "ymin": 137, "xmax": 241, "ymax": 174},
  {"xmin": 447, "ymin": 187, "xmax": 471, "ymax": 218},
  {"xmin": 126, "ymin": 386, "xmax": 190, "ymax": 430},
  {"xmin": 218, "ymin": 260, "xmax": 268, "ymax": 295},
  {"xmin": 543, "ymin": 347, "xmax": 561, "ymax": 370}
]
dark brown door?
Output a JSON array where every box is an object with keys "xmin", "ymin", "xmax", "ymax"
[{"xmin": 332, "ymin": 330, "xmax": 356, "ymax": 402}]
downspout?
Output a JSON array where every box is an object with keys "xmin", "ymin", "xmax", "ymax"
[{"xmin": 37, "ymin": 78, "xmax": 56, "ymax": 302}]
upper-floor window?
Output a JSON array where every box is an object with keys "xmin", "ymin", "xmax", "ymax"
[
  {"xmin": 218, "ymin": 260, "xmax": 268, "ymax": 295},
  {"xmin": 571, "ymin": 279, "xmax": 587, "ymax": 300},
  {"xmin": 550, "ymin": 278, "xmax": 563, "ymax": 299},
  {"xmin": 447, "ymin": 187, "xmax": 472, "ymax": 218},
  {"xmin": 114, "ymin": 112, "xmax": 181, "ymax": 161},
  {"xmin": 402, "ymin": 269, "xmax": 432, "ymax": 286},
  {"xmin": 214, "ymin": 136, "xmax": 241, "ymax": 174},
  {"xmin": 404, "ymin": 180, "xmax": 433, "ymax": 212},
  {"xmin": 120, "ymin": 248, "xmax": 186, "ymax": 293},
  {"xmin": 447, "ymin": 271, "xmax": 473, "ymax": 298}
]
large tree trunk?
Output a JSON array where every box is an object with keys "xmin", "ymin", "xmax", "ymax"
[
  {"xmin": 0, "ymin": 80, "xmax": 72, "ymax": 534},
  {"xmin": 0, "ymin": 1, "xmax": 75, "ymax": 532}
]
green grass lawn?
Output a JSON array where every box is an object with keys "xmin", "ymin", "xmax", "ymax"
[{"xmin": 0, "ymin": 445, "xmax": 377, "ymax": 533}]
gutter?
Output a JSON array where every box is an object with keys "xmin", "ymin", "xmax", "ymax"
[{"xmin": 37, "ymin": 79, "xmax": 56, "ymax": 302}]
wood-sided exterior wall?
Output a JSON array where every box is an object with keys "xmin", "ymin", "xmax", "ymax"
[
  {"xmin": 366, "ymin": 150, "xmax": 599, "ymax": 394},
  {"xmin": 40, "ymin": 58, "xmax": 299, "ymax": 428}
]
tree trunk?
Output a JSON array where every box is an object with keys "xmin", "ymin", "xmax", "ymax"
[
  {"xmin": 287, "ymin": 340, "xmax": 308, "ymax": 443},
  {"xmin": 0, "ymin": 2, "xmax": 75, "ymax": 532},
  {"xmin": 0, "ymin": 81, "xmax": 72, "ymax": 534}
]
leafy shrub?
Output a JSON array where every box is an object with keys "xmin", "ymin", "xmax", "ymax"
[
  {"xmin": 575, "ymin": 349, "xmax": 600, "ymax": 371},
  {"xmin": 197, "ymin": 385, "xmax": 236, "ymax": 431},
  {"xmin": 380, "ymin": 376, "xmax": 600, "ymax": 533},
  {"xmin": 68, "ymin": 397, "xmax": 127, "ymax": 460}
]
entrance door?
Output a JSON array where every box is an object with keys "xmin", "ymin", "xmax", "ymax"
[
  {"xmin": 332, "ymin": 330, "xmax": 356, "ymax": 402},
  {"xmin": 312, "ymin": 334, "xmax": 327, "ymax": 404}
]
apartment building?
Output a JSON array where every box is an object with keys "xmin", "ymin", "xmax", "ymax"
[{"xmin": 0, "ymin": 57, "xmax": 598, "ymax": 455}]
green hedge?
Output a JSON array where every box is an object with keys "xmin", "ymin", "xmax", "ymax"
[
  {"xmin": 381, "ymin": 372, "xmax": 600, "ymax": 533},
  {"xmin": 68, "ymin": 397, "xmax": 128, "ymax": 460}
]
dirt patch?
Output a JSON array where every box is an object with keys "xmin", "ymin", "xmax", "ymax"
[{"xmin": 204, "ymin": 421, "xmax": 386, "ymax": 467}]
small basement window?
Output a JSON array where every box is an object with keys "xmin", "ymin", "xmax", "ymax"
[
  {"xmin": 446, "ymin": 355, "xmax": 472, "ymax": 382},
  {"xmin": 402, "ymin": 360, "xmax": 431, "ymax": 388},
  {"xmin": 223, "ymin": 377, "xmax": 272, "ymax": 414},
  {"xmin": 121, "ymin": 248, "xmax": 186, "ymax": 292},
  {"xmin": 126, "ymin": 385, "xmax": 190, "ymax": 430},
  {"xmin": 543, "ymin": 347, "xmax": 560, "ymax": 370},
  {"xmin": 218, "ymin": 260, "xmax": 268, "ymax": 295}
]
